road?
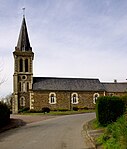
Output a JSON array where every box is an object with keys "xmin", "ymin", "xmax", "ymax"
[{"xmin": 0, "ymin": 113, "xmax": 95, "ymax": 149}]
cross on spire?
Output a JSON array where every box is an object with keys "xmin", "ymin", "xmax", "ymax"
[{"xmin": 22, "ymin": 8, "xmax": 25, "ymax": 18}]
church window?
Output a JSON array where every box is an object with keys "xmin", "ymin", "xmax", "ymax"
[
  {"xmin": 71, "ymin": 93, "xmax": 79, "ymax": 104},
  {"xmin": 19, "ymin": 58, "xmax": 23, "ymax": 72},
  {"xmin": 25, "ymin": 59, "xmax": 28, "ymax": 72},
  {"xmin": 93, "ymin": 93, "xmax": 100, "ymax": 104},
  {"xmin": 20, "ymin": 96, "xmax": 25, "ymax": 107},
  {"xmin": 49, "ymin": 92, "xmax": 56, "ymax": 104}
]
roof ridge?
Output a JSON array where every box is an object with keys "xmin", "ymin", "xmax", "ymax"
[{"xmin": 33, "ymin": 76, "xmax": 99, "ymax": 80}]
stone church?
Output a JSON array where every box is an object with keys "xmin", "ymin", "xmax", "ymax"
[{"xmin": 12, "ymin": 16, "xmax": 127, "ymax": 113}]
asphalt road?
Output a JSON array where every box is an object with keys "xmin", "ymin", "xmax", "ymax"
[{"xmin": 0, "ymin": 113, "xmax": 95, "ymax": 149}]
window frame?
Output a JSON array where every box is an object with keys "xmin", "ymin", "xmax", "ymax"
[
  {"xmin": 71, "ymin": 93, "xmax": 79, "ymax": 104},
  {"xmin": 93, "ymin": 93, "xmax": 100, "ymax": 104},
  {"xmin": 49, "ymin": 92, "xmax": 56, "ymax": 104},
  {"xmin": 20, "ymin": 96, "xmax": 25, "ymax": 107}
]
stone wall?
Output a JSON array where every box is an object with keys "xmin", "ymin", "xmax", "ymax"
[{"xmin": 32, "ymin": 90, "xmax": 104, "ymax": 111}]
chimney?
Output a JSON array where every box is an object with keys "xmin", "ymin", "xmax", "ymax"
[{"xmin": 114, "ymin": 79, "xmax": 117, "ymax": 83}]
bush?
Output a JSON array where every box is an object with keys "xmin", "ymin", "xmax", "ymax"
[
  {"xmin": 96, "ymin": 96, "xmax": 125, "ymax": 126},
  {"xmin": 42, "ymin": 107, "xmax": 50, "ymax": 113},
  {"xmin": 0, "ymin": 102, "xmax": 10, "ymax": 127},
  {"xmin": 73, "ymin": 107, "xmax": 79, "ymax": 111},
  {"xmin": 19, "ymin": 107, "xmax": 30, "ymax": 113},
  {"xmin": 83, "ymin": 106, "xmax": 88, "ymax": 110},
  {"xmin": 57, "ymin": 108, "xmax": 68, "ymax": 112}
]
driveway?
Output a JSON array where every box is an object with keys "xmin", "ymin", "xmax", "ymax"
[{"xmin": 0, "ymin": 113, "xmax": 95, "ymax": 149}]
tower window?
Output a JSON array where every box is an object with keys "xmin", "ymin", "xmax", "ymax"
[
  {"xmin": 19, "ymin": 59, "xmax": 23, "ymax": 72},
  {"xmin": 25, "ymin": 59, "xmax": 28, "ymax": 72},
  {"xmin": 71, "ymin": 93, "xmax": 79, "ymax": 104}
]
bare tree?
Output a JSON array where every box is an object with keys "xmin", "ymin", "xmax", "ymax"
[{"xmin": 0, "ymin": 63, "xmax": 6, "ymax": 86}]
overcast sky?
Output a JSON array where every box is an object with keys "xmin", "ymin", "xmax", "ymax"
[{"xmin": 0, "ymin": 0, "xmax": 127, "ymax": 97}]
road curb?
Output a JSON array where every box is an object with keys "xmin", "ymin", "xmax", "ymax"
[{"xmin": 84, "ymin": 121, "xmax": 104, "ymax": 149}]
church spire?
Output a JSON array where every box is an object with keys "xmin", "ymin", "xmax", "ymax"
[{"xmin": 16, "ymin": 16, "xmax": 32, "ymax": 51}]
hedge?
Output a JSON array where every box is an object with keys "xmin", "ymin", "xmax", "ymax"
[
  {"xmin": 96, "ymin": 96, "xmax": 125, "ymax": 126},
  {"xmin": 0, "ymin": 102, "xmax": 10, "ymax": 127}
]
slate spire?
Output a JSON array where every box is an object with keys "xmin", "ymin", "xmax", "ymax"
[{"xmin": 16, "ymin": 16, "xmax": 32, "ymax": 51}]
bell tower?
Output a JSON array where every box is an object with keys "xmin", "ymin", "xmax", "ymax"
[{"xmin": 12, "ymin": 16, "xmax": 34, "ymax": 113}]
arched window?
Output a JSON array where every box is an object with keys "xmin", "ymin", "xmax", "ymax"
[
  {"xmin": 71, "ymin": 93, "xmax": 79, "ymax": 104},
  {"xmin": 25, "ymin": 59, "xmax": 28, "ymax": 72},
  {"xmin": 19, "ymin": 58, "xmax": 23, "ymax": 72},
  {"xmin": 93, "ymin": 93, "xmax": 100, "ymax": 104},
  {"xmin": 49, "ymin": 92, "xmax": 56, "ymax": 104},
  {"xmin": 20, "ymin": 96, "xmax": 25, "ymax": 107}
]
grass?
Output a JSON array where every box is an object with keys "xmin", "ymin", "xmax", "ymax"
[
  {"xmin": 20, "ymin": 109, "xmax": 95, "ymax": 116},
  {"xmin": 97, "ymin": 114, "xmax": 127, "ymax": 149},
  {"xmin": 87, "ymin": 118, "xmax": 107, "ymax": 130}
]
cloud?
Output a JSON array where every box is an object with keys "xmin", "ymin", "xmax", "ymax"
[{"xmin": 1, "ymin": 0, "xmax": 127, "ymax": 97}]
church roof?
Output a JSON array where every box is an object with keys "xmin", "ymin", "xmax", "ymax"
[
  {"xmin": 33, "ymin": 77, "xmax": 105, "ymax": 91},
  {"xmin": 102, "ymin": 83, "xmax": 127, "ymax": 93},
  {"xmin": 15, "ymin": 17, "xmax": 32, "ymax": 51}
]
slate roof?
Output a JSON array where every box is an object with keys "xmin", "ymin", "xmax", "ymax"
[
  {"xmin": 103, "ymin": 83, "xmax": 127, "ymax": 93},
  {"xmin": 16, "ymin": 17, "xmax": 32, "ymax": 51},
  {"xmin": 33, "ymin": 77, "xmax": 105, "ymax": 91}
]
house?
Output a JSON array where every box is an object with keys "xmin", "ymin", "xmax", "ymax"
[{"xmin": 12, "ymin": 16, "xmax": 127, "ymax": 113}]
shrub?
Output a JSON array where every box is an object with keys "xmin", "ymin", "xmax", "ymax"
[
  {"xmin": 19, "ymin": 107, "xmax": 30, "ymax": 113},
  {"xmin": 73, "ymin": 107, "xmax": 79, "ymax": 111},
  {"xmin": 96, "ymin": 96, "xmax": 125, "ymax": 126},
  {"xmin": 57, "ymin": 108, "xmax": 68, "ymax": 112},
  {"xmin": 83, "ymin": 106, "xmax": 88, "ymax": 110},
  {"xmin": 0, "ymin": 102, "xmax": 10, "ymax": 127},
  {"xmin": 42, "ymin": 107, "xmax": 50, "ymax": 113}
]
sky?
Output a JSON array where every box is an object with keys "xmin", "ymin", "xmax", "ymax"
[{"xmin": 0, "ymin": 0, "xmax": 127, "ymax": 97}]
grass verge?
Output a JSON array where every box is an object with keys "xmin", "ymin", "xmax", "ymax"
[
  {"xmin": 97, "ymin": 114, "xmax": 127, "ymax": 149},
  {"xmin": 20, "ymin": 109, "xmax": 95, "ymax": 116}
]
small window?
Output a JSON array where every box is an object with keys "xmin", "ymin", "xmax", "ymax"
[
  {"xmin": 93, "ymin": 93, "xmax": 100, "ymax": 104},
  {"xmin": 71, "ymin": 93, "xmax": 79, "ymax": 104},
  {"xmin": 25, "ymin": 59, "xmax": 28, "ymax": 72},
  {"xmin": 19, "ymin": 58, "xmax": 23, "ymax": 72},
  {"xmin": 49, "ymin": 92, "xmax": 56, "ymax": 104},
  {"xmin": 20, "ymin": 97, "xmax": 25, "ymax": 107},
  {"xmin": 22, "ymin": 75, "xmax": 27, "ymax": 80}
]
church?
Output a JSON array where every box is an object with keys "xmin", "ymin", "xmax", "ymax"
[{"xmin": 12, "ymin": 16, "xmax": 127, "ymax": 113}]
